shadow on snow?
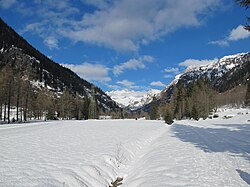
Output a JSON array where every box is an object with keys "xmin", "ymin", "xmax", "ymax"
[
  {"xmin": 236, "ymin": 169, "xmax": 250, "ymax": 185},
  {"xmin": 171, "ymin": 123, "xmax": 250, "ymax": 161},
  {"xmin": 171, "ymin": 122, "xmax": 250, "ymax": 185}
]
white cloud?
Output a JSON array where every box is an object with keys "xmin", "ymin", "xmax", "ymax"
[
  {"xmin": 116, "ymin": 79, "xmax": 143, "ymax": 89},
  {"xmin": 164, "ymin": 74, "xmax": 174, "ymax": 79},
  {"xmin": 163, "ymin": 67, "xmax": 180, "ymax": 79},
  {"xmin": 150, "ymin": 81, "xmax": 165, "ymax": 87},
  {"xmin": 106, "ymin": 84, "xmax": 121, "ymax": 90},
  {"xmin": 209, "ymin": 25, "xmax": 250, "ymax": 46},
  {"xmin": 17, "ymin": 0, "xmax": 79, "ymax": 50},
  {"xmin": 43, "ymin": 36, "xmax": 59, "ymax": 49},
  {"xmin": 209, "ymin": 40, "xmax": 229, "ymax": 47},
  {"xmin": 15, "ymin": 0, "xmax": 221, "ymax": 51},
  {"xmin": 62, "ymin": 63, "xmax": 111, "ymax": 83},
  {"xmin": 0, "ymin": 0, "xmax": 16, "ymax": 9},
  {"xmin": 164, "ymin": 67, "xmax": 179, "ymax": 74},
  {"xmin": 117, "ymin": 80, "xmax": 135, "ymax": 88},
  {"xmin": 228, "ymin": 25, "xmax": 250, "ymax": 41},
  {"xmin": 113, "ymin": 55, "xmax": 154, "ymax": 76},
  {"xmin": 179, "ymin": 58, "xmax": 218, "ymax": 68},
  {"xmin": 65, "ymin": 0, "xmax": 221, "ymax": 51}
]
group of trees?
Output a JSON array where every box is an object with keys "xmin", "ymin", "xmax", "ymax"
[
  {"xmin": 148, "ymin": 77, "xmax": 249, "ymax": 125},
  {"xmin": 0, "ymin": 67, "xmax": 119, "ymax": 123},
  {"xmin": 0, "ymin": 67, "xmax": 31, "ymax": 123},
  {"xmin": 163, "ymin": 79, "xmax": 216, "ymax": 123}
]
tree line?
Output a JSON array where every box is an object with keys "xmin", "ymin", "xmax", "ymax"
[
  {"xmin": 0, "ymin": 67, "xmax": 123, "ymax": 123},
  {"xmin": 148, "ymin": 78, "xmax": 249, "ymax": 125}
]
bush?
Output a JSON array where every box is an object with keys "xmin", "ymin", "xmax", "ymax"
[
  {"xmin": 164, "ymin": 109, "xmax": 173, "ymax": 125},
  {"xmin": 213, "ymin": 114, "xmax": 219, "ymax": 118}
]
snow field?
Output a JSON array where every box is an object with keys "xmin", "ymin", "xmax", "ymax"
[
  {"xmin": 0, "ymin": 108, "xmax": 250, "ymax": 186},
  {"xmin": 0, "ymin": 120, "xmax": 167, "ymax": 186}
]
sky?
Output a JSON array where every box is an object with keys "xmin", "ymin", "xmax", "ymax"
[{"xmin": 1, "ymin": 0, "xmax": 250, "ymax": 93}]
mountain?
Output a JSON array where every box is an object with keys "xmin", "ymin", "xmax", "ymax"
[
  {"xmin": 0, "ymin": 18, "xmax": 119, "ymax": 113},
  {"xmin": 138, "ymin": 52, "xmax": 250, "ymax": 113},
  {"xmin": 106, "ymin": 89, "xmax": 161, "ymax": 111},
  {"xmin": 161, "ymin": 52, "xmax": 250, "ymax": 103}
]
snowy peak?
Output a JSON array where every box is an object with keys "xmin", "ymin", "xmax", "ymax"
[
  {"xmin": 184, "ymin": 53, "xmax": 246, "ymax": 74},
  {"xmin": 168, "ymin": 52, "xmax": 249, "ymax": 89},
  {"xmin": 156, "ymin": 52, "xmax": 250, "ymax": 108},
  {"xmin": 106, "ymin": 89, "xmax": 161, "ymax": 110}
]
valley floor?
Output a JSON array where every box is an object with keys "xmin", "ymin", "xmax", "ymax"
[{"xmin": 0, "ymin": 108, "xmax": 250, "ymax": 186}]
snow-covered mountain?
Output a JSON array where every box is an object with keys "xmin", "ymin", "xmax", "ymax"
[
  {"xmin": 106, "ymin": 89, "xmax": 161, "ymax": 110},
  {"xmin": 140, "ymin": 52, "xmax": 250, "ymax": 111},
  {"xmin": 165, "ymin": 52, "xmax": 249, "ymax": 92}
]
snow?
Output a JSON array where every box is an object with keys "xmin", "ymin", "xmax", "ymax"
[
  {"xmin": 106, "ymin": 89, "xmax": 161, "ymax": 110},
  {"xmin": 0, "ymin": 108, "xmax": 250, "ymax": 186},
  {"xmin": 219, "ymin": 53, "xmax": 245, "ymax": 62}
]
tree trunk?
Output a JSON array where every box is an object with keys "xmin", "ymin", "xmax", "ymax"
[
  {"xmin": 24, "ymin": 94, "xmax": 28, "ymax": 121},
  {"xmin": 4, "ymin": 102, "xmax": 7, "ymax": 122},
  {"xmin": 16, "ymin": 83, "xmax": 20, "ymax": 122},
  {"xmin": 0, "ymin": 103, "xmax": 2, "ymax": 121},
  {"xmin": 7, "ymin": 81, "xmax": 11, "ymax": 124}
]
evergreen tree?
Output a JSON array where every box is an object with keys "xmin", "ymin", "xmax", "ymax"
[
  {"xmin": 173, "ymin": 82, "xmax": 186, "ymax": 120},
  {"xmin": 236, "ymin": 0, "xmax": 250, "ymax": 31},
  {"xmin": 149, "ymin": 97, "xmax": 158, "ymax": 120},
  {"xmin": 191, "ymin": 105, "xmax": 199, "ymax": 121},
  {"xmin": 164, "ymin": 108, "xmax": 173, "ymax": 125},
  {"xmin": 245, "ymin": 79, "xmax": 250, "ymax": 106}
]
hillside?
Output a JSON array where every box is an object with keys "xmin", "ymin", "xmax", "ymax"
[
  {"xmin": 0, "ymin": 18, "xmax": 119, "ymax": 118},
  {"xmin": 160, "ymin": 52, "xmax": 250, "ymax": 103}
]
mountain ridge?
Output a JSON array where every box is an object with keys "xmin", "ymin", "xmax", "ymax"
[
  {"xmin": 106, "ymin": 89, "xmax": 161, "ymax": 110},
  {"xmin": 137, "ymin": 52, "xmax": 250, "ymax": 113}
]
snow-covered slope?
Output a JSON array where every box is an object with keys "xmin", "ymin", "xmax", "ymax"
[
  {"xmin": 160, "ymin": 52, "xmax": 250, "ymax": 103},
  {"xmin": 0, "ymin": 108, "xmax": 249, "ymax": 186},
  {"xmin": 182, "ymin": 52, "xmax": 248, "ymax": 82},
  {"xmin": 106, "ymin": 89, "xmax": 161, "ymax": 110}
]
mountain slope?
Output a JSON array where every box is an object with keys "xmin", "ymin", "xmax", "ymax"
[
  {"xmin": 137, "ymin": 52, "xmax": 249, "ymax": 113},
  {"xmin": 0, "ymin": 18, "xmax": 119, "ymax": 112},
  {"xmin": 161, "ymin": 52, "xmax": 249, "ymax": 102}
]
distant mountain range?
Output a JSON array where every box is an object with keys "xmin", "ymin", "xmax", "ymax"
[
  {"xmin": 107, "ymin": 52, "xmax": 249, "ymax": 112},
  {"xmin": 106, "ymin": 89, "xmax": 161, "ymax": 111},
  {"xmin": 0, "ymin": 18, "xmax": 119, "ymax": 112}
]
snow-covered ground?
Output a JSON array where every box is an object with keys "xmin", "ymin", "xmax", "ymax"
[{"xmin": 0, "ymin": 108, "xmax": 250, "ymax": 186}]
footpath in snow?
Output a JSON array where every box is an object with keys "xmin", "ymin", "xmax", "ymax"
[{"xmin": 0, "ymin": 108, "xmax": 250, "ymax": 186}]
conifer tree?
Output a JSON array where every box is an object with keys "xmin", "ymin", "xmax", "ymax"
[
  {"xmin": 149, "ymin": 97, "xmax": 158, "ymax": 120},
  {"xmin": 164, "ymin": 108, "xmax": 173, "ymax": 125},
  {"xmin": 236, "ymin": 0, "xmax": 250, "ymax": 31},
  {"xmin": 191, "ymin": 105, "xmax": 199, "ymax": 121},
  {"xmin": 245, "ymin": 79, "xmax": 250, "ymax": 106}
]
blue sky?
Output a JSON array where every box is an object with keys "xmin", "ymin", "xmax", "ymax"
[{"xmin": 1, "ymin": 0, "xmax": 250, "ymax": 92}]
